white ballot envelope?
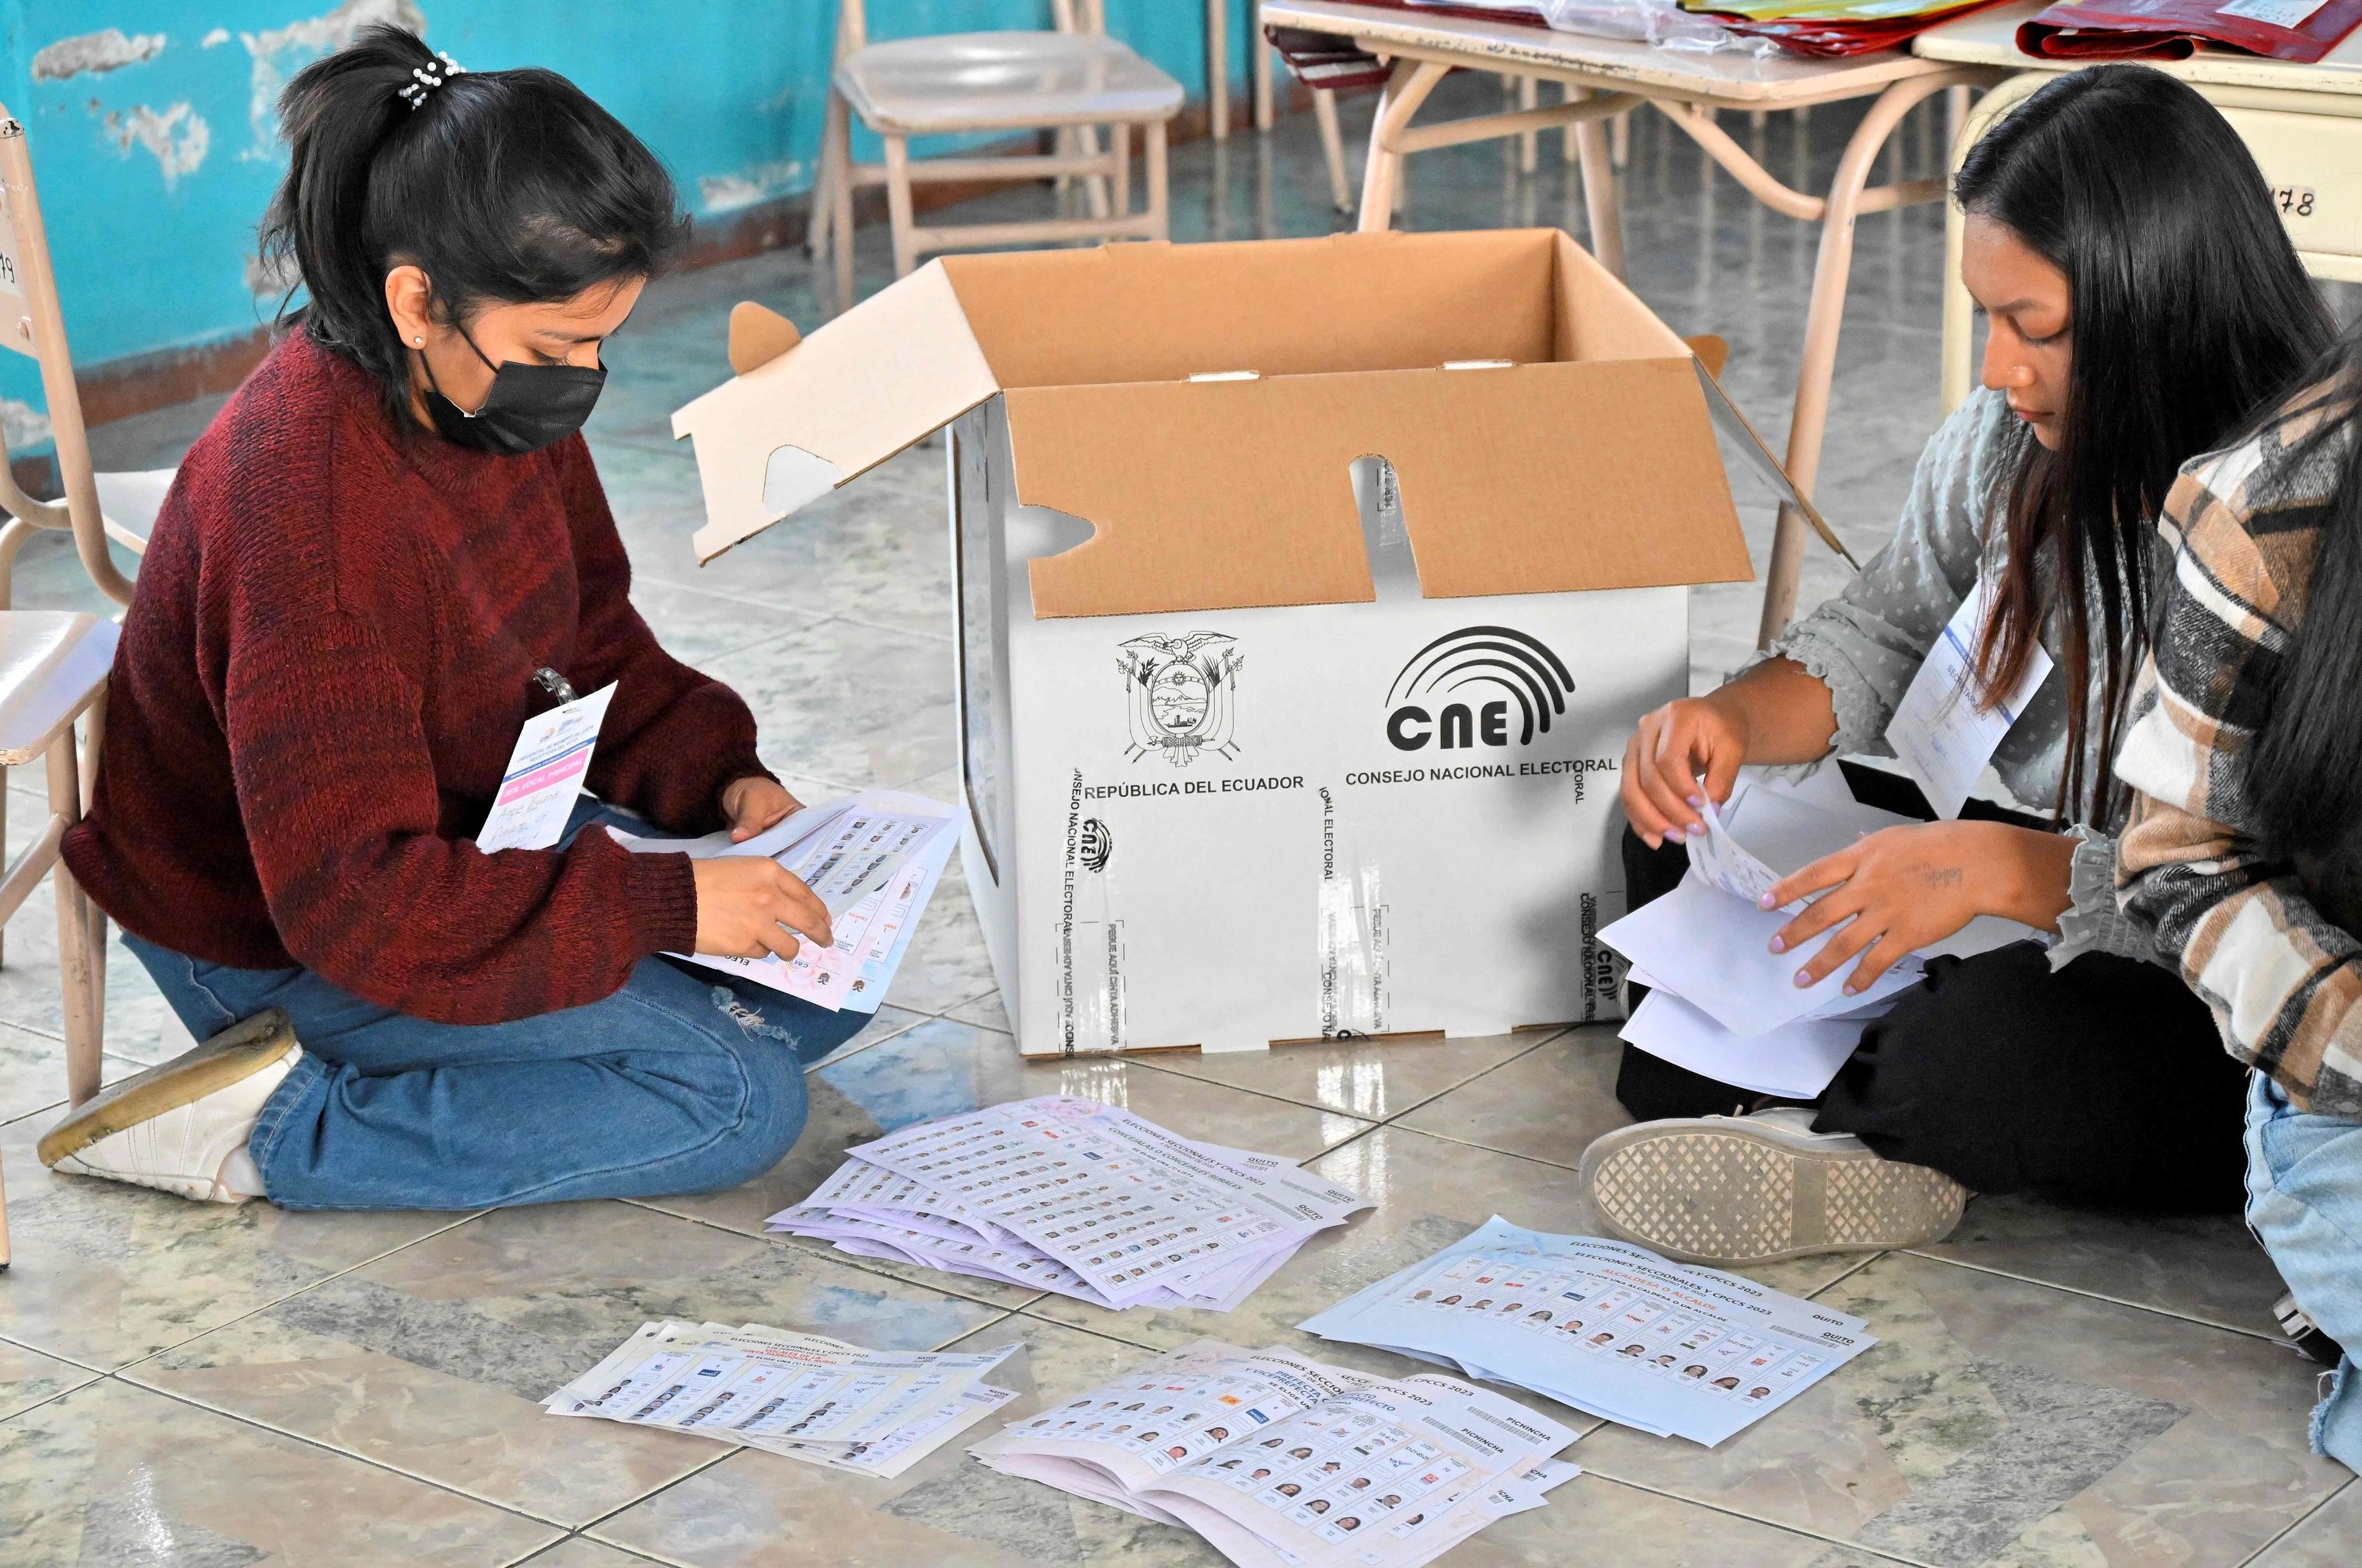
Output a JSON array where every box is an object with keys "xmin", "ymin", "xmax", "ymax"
[
  {"xmin": 475, "ymin": 682, "xmax": 618, "ymax": 853},
  {"xmin": 1886, "ymin": 577, "xmax": 2053, "ymax": 821}
]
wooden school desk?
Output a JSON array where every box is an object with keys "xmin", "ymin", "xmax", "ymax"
[
  {"xmin": 1260, "ymin": 0, "xmax": 1997, "ymax": 644},
  {"xmin": 1918, "ymin": 1, "xmax": 2362, "ymax": 413}
]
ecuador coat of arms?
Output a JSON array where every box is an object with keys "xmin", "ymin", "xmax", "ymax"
[{"xmin": 1116, "ymin": 632, "xmax": 1244, "ymax": 768}]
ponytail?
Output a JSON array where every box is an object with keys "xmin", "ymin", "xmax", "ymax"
[{"xmin": 256, "ymin": 24, "xmax": 687, "ymax": 427}]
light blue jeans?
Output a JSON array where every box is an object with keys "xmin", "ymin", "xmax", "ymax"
[
  {"xmin": 121, "ymin": 801, "xmax": 870, "ymax": 1211},
  {"xmin": 2245, "ymin": 1071, "xmax": 2362, "ymax": 1472}
]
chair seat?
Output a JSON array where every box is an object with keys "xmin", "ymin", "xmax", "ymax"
[
  {"xmin": 93, "ymin": 468, "xmax": 174, "ymax": 557},
  {"xmin": 0, "ymin": 612, "xmax": 117, "ymax": 767},
  {"xmin": 839, "ymin": 32, "xmax": 1184, "ymax": 135}
]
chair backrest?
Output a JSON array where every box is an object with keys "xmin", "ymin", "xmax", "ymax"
[
  {"xmin": 0, "ymin": 106, "xmax": 134, "ymax": 607},
  {"xmin": 835, "ymin": 0, "xmax": 1105, "ymax": 56}
]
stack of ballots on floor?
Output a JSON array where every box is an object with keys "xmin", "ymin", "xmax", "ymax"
[
  {"xmin": 1597, "ymin": 767, "xmax": 2041, "ymax": 1101},
  {"xmin": 546, "ymin": 1320, "xmax": 1018, "ymax": 1479},
  {"xmin": 770, "ymin": 1095, "xmax": 1370, "ymax": 1310},
  {"xmin": 971, "ymin": 1338, "xmax": 1582, "ymax": 1568},
  {"xmin": 1300, "ymin": 1218, "xmax": 1876, "ymax": 1446},
  {"xmin": 612, "ymin": 788, "xmax": 957, "ymax": 1014}
]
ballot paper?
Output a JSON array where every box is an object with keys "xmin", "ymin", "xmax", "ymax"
[
  {"xmin": 1600, "ymin": 775, "xmax": 2041, "ymax": 1075},
  {"xmin": 476, "ymin": 682, "xmax": 618, "ymax": 853},
  {"xmin": 769, "ymin": 1096, "xmax": 1371, "ymax": 1311},
  {"xmin": 612, "ymin": 789, "xmax": 957, "ymax": 1012},
  {"xmin": 1617, "ymin": 988, "xmax": 1874, "ymax": 1102},
  {"xmin": 1886, "ymin": 578, "xmax": 2054, "ymax": 821},
  {"xmin": 1299, "ymin": 1218, "xmax": 1875, "ymax": 1447},
  {"xmin": 545, "ymin": 1320, "xmax": 1019, "ymax": 1477},
  {"xmin": 970, "ymin": 1339, "xmax": 1581, "ymax": 1568}
]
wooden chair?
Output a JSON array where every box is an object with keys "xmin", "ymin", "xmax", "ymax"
[
  {"xmin": 807, "ymin": 0, "xmax": 1183, "ymax": 312},
  {"xmin": 0, "ymin": 104, "xmax": 140, "ymax": 1268}
]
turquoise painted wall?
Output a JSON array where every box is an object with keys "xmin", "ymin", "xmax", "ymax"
[{"xmin": 0, "ymin": 0, "xmax": 1254, "ymax": 453}]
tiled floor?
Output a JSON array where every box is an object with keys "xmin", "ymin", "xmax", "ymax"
[{"xmin": 3, "ymin": 80, "xmax": 2353, "ymax": 1566}]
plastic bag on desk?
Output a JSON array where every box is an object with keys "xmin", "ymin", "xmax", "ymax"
[{"xmin": 1540, "ymin": 0, "xmax": 1775, "ymax": 52}]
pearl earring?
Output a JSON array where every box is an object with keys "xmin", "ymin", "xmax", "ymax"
[{"xmin": 413, "ymin": 336, "xmax": 424, "ymax": 346}]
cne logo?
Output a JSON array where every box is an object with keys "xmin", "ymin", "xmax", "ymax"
[
  {"xmin": 1079, "ymin": 817, "xmax": 1114, "ymax": 873},
  {"xmin": 1118, "ymin": 632, "xmax": 1244, "ymax": 767},
  {"xmin": 1384, "ymin": 625, "xmax": 1575, "ymax": 751}
]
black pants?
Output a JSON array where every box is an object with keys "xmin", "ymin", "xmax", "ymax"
[{"xmin": 1617, "ymin": 764, "xmax": 2248, "ymax": 1212}]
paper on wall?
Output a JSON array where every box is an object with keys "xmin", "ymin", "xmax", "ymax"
[
  {"xmin": 476, "ymin": 682, "xmax": 617, "ymax": 853},
  {"xmin": 1886, "ymin": 578, "xmax": 2053, "ymax": 821}
]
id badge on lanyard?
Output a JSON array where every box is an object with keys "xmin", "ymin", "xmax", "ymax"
[
  {"xmin": 1884, "ymin": 573, "xmax": 2053, "ymax": 820},
  {"xmin": 475, "ymin": 667, "xmax": 617, "ymax": 852}
]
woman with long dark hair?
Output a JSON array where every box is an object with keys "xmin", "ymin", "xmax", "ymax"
[
  {"xmin": 36, "ymin": 27, "xmax": 866, "ymax": 1208},
  {"xmin": 2118, "ymin": 324, "xmax": 2362, "ymax": 1472},
  {"xmin": 1582, "ymin": 64, "xmax": 2332, "ymax": 1266}
]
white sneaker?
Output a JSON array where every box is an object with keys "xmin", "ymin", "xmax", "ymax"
[
  {"xmin": 39, "ymin": 1010, "xmax": 301, "ymax": 1204},
  {"xmin": 1578, "ymin": 1106, "xmax": 1969, "ymax": 1267}
]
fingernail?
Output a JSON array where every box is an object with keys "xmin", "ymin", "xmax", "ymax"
[
  {"xmin": 1844, "ymin": 981, "xmax": 1862, "ymax": 995},
  {"xmin": 1767, "ymin": 936, "xmax": 1785, "ymax": 953},
  {"xmin": 1794, "ymin": 969, "xmax": 1812, "ymax": 988},
  {"xmin": 1687, "ymin": 795, "xmax": 1704, "ymax": 810},
  {"xmin": 1757, "ymin": 893, "xmax": 1777, "ymax": 910},
  {"xmin": 1663, "ymin": 828, "xmax": 1683, "ymax": 843}
]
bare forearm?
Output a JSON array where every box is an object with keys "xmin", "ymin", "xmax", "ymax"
[
  {"xmin": 1980, "ymin": 821, "xmax": 2075, "ymax": 932},
  {"xmin": 1702, "ymin": 657, "xmax": 1841, "ymax": 765}
]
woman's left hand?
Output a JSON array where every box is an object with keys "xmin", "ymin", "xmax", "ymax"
[
  {"xmin": 1762, "ymin": 819, "xmax": 2074, "ymax": 994},
  {"xmin": 720, "ymin": 776, "xmax": 802, "ymax": 842}
]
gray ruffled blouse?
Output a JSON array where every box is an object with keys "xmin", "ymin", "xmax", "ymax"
[{"xmin": 1754, "ymin": 387, "xmax": 2153, "ymax": 967}]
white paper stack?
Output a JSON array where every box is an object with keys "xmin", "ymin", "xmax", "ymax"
[
  {"xmin": 1599, "ymin": 771, "xmax": 2041, "ymax": 1099},
  {"xmin": 1300, "ymin": 1217, "xmax": 1875, "ymax": 1447},
  {"xmin": 613, "ymin": 789, "xmax": 958, "ymax": 1012},
  {"xmin": 544, "ymin": 1319, "xmax": 1020, "ymax": 1479},
  {"xmin": 971, "ymin": 1339, "xmax": 1581, "ymax": 1568},
  {"xmin": 768, "ymin": 1096, "xmax": 1371, "ymax": 1311}
]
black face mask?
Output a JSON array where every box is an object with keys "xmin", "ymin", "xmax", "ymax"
[{"xmin": 420, "ymin": 322, "xmax": 605, "ymax": 455}]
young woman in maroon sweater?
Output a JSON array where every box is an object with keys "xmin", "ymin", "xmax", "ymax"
[{"xmin": 39, "ymin": 28, "xmax": 866, "ymax": 1209}]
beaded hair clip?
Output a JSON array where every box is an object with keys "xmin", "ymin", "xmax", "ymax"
[{"xmin": 396, "ymin": 51, "xmax": 466, "ymax": 110}]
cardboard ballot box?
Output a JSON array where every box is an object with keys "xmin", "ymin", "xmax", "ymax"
[{"xmin": 674, "ymin": 228, "xmax": 1817, "ymax": 1055}]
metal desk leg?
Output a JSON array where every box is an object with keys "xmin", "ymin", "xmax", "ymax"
[
  {"xmin": 1757, "ymin": 74, "xmax": 1969, "ymax": 646},
  {"xmin": 1357, "ymin": 61, "xmax": 1450, "ymax": 230},
  {"xmin": 1575, "ymin": 106, "xmax": 1624, "ymax": 277},
  {"xmin": 1253, "ymin": 2, "xmax": 1275, "ymax": 131},
  {"xmin": 1315, "ymin": 89, "xmax": 1354, "ymax": 211}
]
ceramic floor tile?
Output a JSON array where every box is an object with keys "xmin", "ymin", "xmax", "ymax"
[
  {"xmin": 0, "ymin": 1338, "xmax": 98, "ymax": 1423},
  {"xmin": 1453, "ymin": 1473, "xmax": 1908, "ymax": 1568},
  {"xmin": 589, "ymin": 1313, "xmax": 1227, "ymax": 1568},
  {"xmin": 2247, "ymin": 1482, "xmax": 2362, "ymax": 1566},
  {"xmin": 0, "ymin": 1116, "xmax": 464, "ymax": 1371},
  {"xmin": 0, "ymin": 883, "xmax": 176, "ymax": 1066},
  {"xmin": 944, "ymin": 989, "xmax": 1010, "ymax": 1032},
  {"xmin": 0, "ymin": 1026, "xmax": 148, "ymax": 1129},
  {"xmin": 881, "ymin": 852, "xmax": 1000, "ymax": 1020},
  {"xmin": 696, "ymin": 618, "xmax": 956, "ymax": 794},
  {"xmin": 1024, "ymin": 1124, "xmax": 1861, "ymax": 1375},
  {"xmin": 1573, "ymin": 1250, "xmax": 2344, "ymax": 1568},
  {"xmin": 1392, "ymin": 1026, "xmax": 1635, "ymax": 1169},
  {"xmin": 625, "ymin": 577, "xmax": 827, "ymax": 671},
  {"xmin": 0, "ymin": 1377, "xmax": 559, "ymax": 1565},
  {"xmin": 1134, "ymin": 1028, "xmax": 1560, "ymax": 1124},
  {"xmin": 644, "ymin": 1016, "xmax": 1373, "ymax": 1306},
  {"xmin": 524, "ymin": 1538, "xmax": 670, "ymax": 1568},
  {"xmin": 121, "ymin": 1200, "xmax": 1006, "ymax": 1527},
  {"xmin": 1913, "ymin": 1195, "xmax": 2289, "ymax": 1340}
]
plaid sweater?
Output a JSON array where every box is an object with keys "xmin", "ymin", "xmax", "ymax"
[{"xmin": 2116, "ymin": 389, "xmax": 2362, "ymax": 1113}]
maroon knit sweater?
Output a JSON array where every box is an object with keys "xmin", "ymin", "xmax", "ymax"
[{"xmin": 63, "ymin": 330, "xmax": 764, "ymax": 1025}]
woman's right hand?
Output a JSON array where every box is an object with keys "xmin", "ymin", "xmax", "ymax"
[
  {"xmin": 691, "ymin": 855, "xmax": 832, "ymax": 959},
  {"xmin": 1621, "ymin": 695, "xmax": 1752, "ymax": 849}
]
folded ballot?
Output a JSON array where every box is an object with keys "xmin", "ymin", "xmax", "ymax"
[
  {"xmin": 1598, "ymin": 772, "xmax": 2039, "ymax": 1097},
  {"xmin": 1300, "ymin": 1218, "xmax": 1875, "ymax": 1447},
  {"xmin": 612, "ymin": 789, "xmax": 958, "ymax": 1012},
  {"xmin": 770, "ymin": 1096, "xmax": 1370, "ymax": 1311},
  {"xmin": 971, "ymin": 1339, "xmax": 1581, "ymax": 1568},
  {"xmin": 545, "ymin": 1319, "xmax": 1019, "ymax": 1479}
]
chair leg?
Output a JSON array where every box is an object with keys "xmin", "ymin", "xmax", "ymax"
[
  {"xmin": 883, "ymin": 137, "xmax": 919, "ymax": 277},
  {"xmin": 1517, "ymin": 75, "xmax": 1539, "ymax": 174},
  {"xmin": 1315, "ymin": 89, "xmax": 1352, "ymax": 211},
  {"xmin": 1253, "ymin": 8, "xmax": 1275, "ymax": 132},
  {"xmin": 1113, "ymin": 123, "xmax": 1132, "ymax": 218},
  {"xmin": 1076, "ymin": 124, "xmax": 1111, "ymax": 219},
  {"xmin": 831, "ymin": 107, "xmax": 859, "ymax": 314},
  {"xmin": 1208, "ymin": 0, "xmax": 1230, "ymax": 141},
  {"xmin": 1145, "ymin": 122, "xmax": 1171, "ymax": 241},
  {"xmin": 1564, "ymin": 82, "xmax": 1582, "ymax": 166},
  {"xmin": 810, "ymin": 93, "xmax": 844, "ymax": 261},
  {"xmin": 1611, "ymin": 109, "xmax": 1631, "ymax": 169},
  {"xmin": 48, "ymin": 732, "xmax": 99, "ymax": 1107}
]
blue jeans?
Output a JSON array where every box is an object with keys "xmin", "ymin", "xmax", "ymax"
[
  {"xmin": 121, "ymin": 802, "xmax": 871, "ymax": 1211},
  {"xmin": 2246, "ymin": 1071, "xmax": 2362, "ymax": 1472}
]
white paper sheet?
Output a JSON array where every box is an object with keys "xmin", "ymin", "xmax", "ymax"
[
  {"xmin": 1299, "ymin": 1218, "xmax": 1876, "ymax": 1448},
  {"xmin": 1886, "ymin": 579, "xmax": 2053, "ymax": 821},
  {"xmin": 475, "ymin": 682, "xmax": 617, "ymax": 852},
  {"xmin": 1618, "ymin": 988, "xmax": 1868, "ymax": 1101}
]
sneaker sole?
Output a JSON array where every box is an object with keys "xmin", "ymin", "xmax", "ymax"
[
  {"xmin": 37, "ymin": 1009, "xmax": 296, "ymax": 1169},
  {"xmin": 1579, "ymin": 1118, "xmax": 1967, "ymax": 1267}
]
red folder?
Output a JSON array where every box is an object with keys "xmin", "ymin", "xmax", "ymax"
[{"xmin": 2018, "ymin": 0, "xmax": 2362, "ymax": 62}]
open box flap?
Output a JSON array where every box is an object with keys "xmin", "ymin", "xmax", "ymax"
[
  {"xmin": 672, "ymin": 263, "xmax": 998, "ymax": 562},
  {"xmin": 1013, "ymin": 358, "xmax": 1757, "ymax": 620}
]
